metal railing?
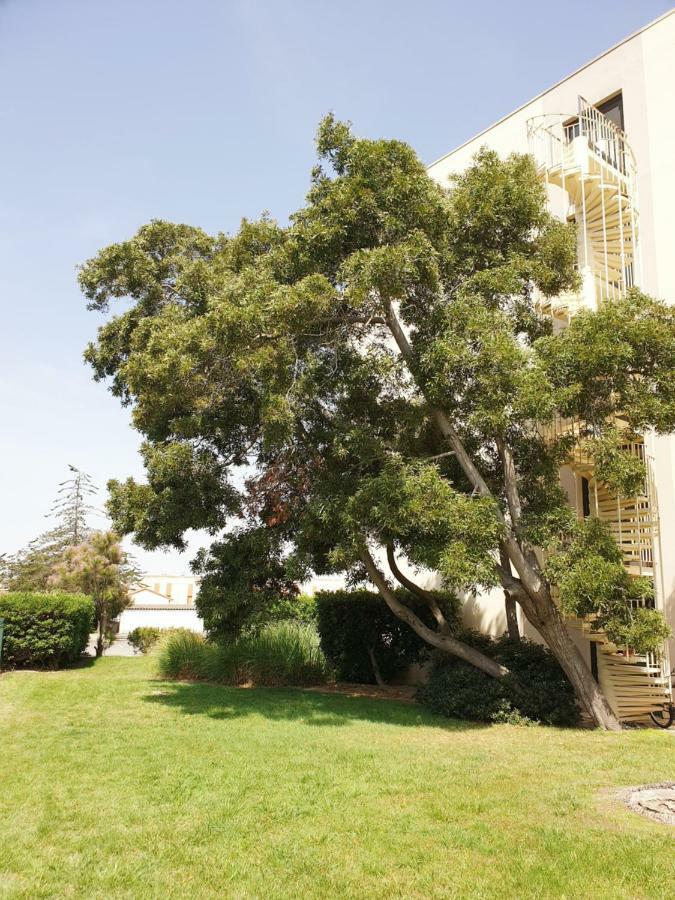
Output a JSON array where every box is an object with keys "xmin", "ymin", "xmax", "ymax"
[
  {"xmin": 527, "ymin": 98, "xmax": 641, "ymax": 309},
  {"xmin": 526, "ymin": 99, "xmax": 637, "ymax": 190}
]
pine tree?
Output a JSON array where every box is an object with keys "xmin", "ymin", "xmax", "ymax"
[
  {"xmin": 46, "ymin": 465, "xmax": 98, "ymax": 546},
  {"xmin": 1, "ymin": 466, "xmax": 100, "ymax": 591}
]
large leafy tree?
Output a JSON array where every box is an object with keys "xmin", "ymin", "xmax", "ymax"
[{"xmin": 80, "ymin": 117, "xmax": 675, "ymax": 729}]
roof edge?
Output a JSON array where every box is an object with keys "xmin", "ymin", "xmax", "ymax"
[{"xmin": 427, "ymin": 7, "xmax": 674, "ymax": 170}]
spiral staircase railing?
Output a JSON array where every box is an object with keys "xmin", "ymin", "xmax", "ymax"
[{"xmin": 527, "ymin": 99, "xmax": 671, "ymax": 721}]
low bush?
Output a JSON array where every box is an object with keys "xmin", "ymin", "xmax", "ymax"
[
  {"xmin": 417, "ymin": 631, "xmax": 580, "ymax": 726},
  {"xmin": 0, "ymin": 591, "xmax": 94, "ymax": 668},
  {"xmin": 315, "ymin": 588, "xmax": 460, "ymax": 684},
  {"xmin": 157, "ymin": 622, "xmax": 330, "ymax": 687},
  {"xmin": 127, "ymin": 626, "xmax": 162, "ymax": 654}
]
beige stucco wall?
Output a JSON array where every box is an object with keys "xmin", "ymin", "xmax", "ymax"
[
  {"xmin": 427, "ymin": 11, "xmax": 675, "ymax": 656},
  {"xmin": 138, "ymin": 574, "xmax": 198, "ymax": 606}
]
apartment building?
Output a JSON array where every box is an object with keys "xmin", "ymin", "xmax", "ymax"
[
  {"xmin": 117, "ymin": 574, "xmax": 204, "ymax": 634},
  {"xmin": 427, "ymin": 9, "xmax": 675, "ymax": 722}
]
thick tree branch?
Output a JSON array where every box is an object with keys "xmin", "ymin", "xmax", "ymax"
[
  {"xmin": 496, "ymin": 437, "xmax": 522, "ymax": 526},
  {"xmin": 499, "ymin": 546, "xmax": 520, "ymax": 641},
  {"xmin": 359, "ymin": 542, "xmax": 509, "ymax": 679},
  {"xmin": 383, "ymin": 298, "xmax": 545, "ymax": 598},
  {"xmin": 386, "ymin": 544, "xmax": 451, "ymax": 635}
]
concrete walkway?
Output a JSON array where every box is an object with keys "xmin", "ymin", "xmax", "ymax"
[{"xmin": 85, "ymin": 634, "xmax": 138, "ymax": 658}]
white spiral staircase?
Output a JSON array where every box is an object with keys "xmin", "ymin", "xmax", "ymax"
[{"xmin": 527, "ymin": 99, "xmax": 671, "ymax": 722}]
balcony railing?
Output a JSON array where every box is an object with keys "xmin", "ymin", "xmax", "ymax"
[{"xmin": 527, "ymin": 98, "xmax": 640, "ymax": 310}]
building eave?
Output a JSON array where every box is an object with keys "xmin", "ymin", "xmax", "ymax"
[{"xmin": 426, "ymin": 7, "xmax": 675, "ymax": 170}]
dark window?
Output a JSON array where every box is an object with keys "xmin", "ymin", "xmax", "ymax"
[
  {"xmin": 563, "ymin": 92, "xmax": 624, "ymax": 142},
  {"xmin": 596, "ymin": 92, "xmax": 624, "ymax": 132},
  {"xmin": 581, "ymin": 477, "xmax": 591, "ymax": 518}
]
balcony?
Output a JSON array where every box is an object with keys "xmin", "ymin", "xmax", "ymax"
[{"xmin": 527, "ymin": 97, "xmax": 640, "ymax": 318}]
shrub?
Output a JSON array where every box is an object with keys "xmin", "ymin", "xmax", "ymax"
[
  {"xmin": 417, "ymin": 631, "xmax": 579, "ymax": 726},
  {"xmin": 127, "ymin": 626, "xmax": 163, "ymax": 654},
  {"xmin": 157, "ymin": 630, "xmax": 211, "ymax": 680},
  {"xmin": 418, "ymin": 663, "xmax": 511, "ymax": 723},
  {"xmin": 255, "ymin": 593, "xmax": 318, "ymax": 631},
  {"xmin": 0, "ymin": 592, "xmax": 94, "ymax": 668},
  {"xmin": 157, "ymin": 622, "xmax": 329, "ymax": 687},
  {"xmin": 315, "ymin": 588, "xmax": 460, "ymax": 684}
]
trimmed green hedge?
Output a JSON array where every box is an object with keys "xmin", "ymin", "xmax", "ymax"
[
  {"xmin": 315, "ymin": 588, "xmax": 460, "ymax": 684},
  {"xmin": 0, "ymin": 592, "xmax": 94, "ymax": 668}
]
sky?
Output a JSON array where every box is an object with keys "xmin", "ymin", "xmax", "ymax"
[{"xmin": 0, "ymin": 0, "xmax": 671, "ymax": 574}]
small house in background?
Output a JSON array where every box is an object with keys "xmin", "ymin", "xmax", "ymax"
[{"xmin": 117, "ymin": 574, "xmax": 204, "ymax": 635}]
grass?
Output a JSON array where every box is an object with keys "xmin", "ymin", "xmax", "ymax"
[
  {"xmin": 157, "ymin": 623, "xmax": 329, "ymax": 686},
  {"xmin": 0, "ymin": 658, "xmax": 673, "ymax": 899}
]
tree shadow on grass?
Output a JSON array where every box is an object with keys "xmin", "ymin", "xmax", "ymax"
[
  {"xmin": 142, "ymin": 679, "xmax": 486, "ymax": 731},
  {"xmin": 0, "ymin": 655, "xmax": 97, "ymax": 674}
]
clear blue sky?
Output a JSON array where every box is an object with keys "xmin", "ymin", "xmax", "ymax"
[{"xmin": 1, "ymin": 0, "xmax": 670, "ymax": 573}]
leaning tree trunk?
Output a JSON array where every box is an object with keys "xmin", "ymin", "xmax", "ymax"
[
  {"xmin": 359, "ymin": 545, "xmax": 509, "ymax": 680},
  {"xmin": 368, "ymin": 537, "xmax": 621, "ymax": 729},
  {"xmin": 96, "ymin": 610, "xmax": 107, "ymax": 658},
  {"xmin": 386, "ymin": 544, "xmax": 452, "ymax": 635},
  {"xmin": 535, "ymin": 606, "xmax": 621, "ymax": 731},
  {"xmin": 382, "ymin": 300, "xmax": 622, "ymax": 730},
  {"xmin": 513, "ymin": 585, "xmax": 622, "ymax": 731}
]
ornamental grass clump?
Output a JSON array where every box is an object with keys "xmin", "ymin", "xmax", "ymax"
[
  {"xmin": 157, "ymin": 622, "xmax": 329, "ymax": 687},
  {"xmin": 237, "ymin": 621, "xmax": 329, "ymax": 686},
  {"xmin": 156, "ymin": 630, "xmax": 213, "ymax": 680},
  {"xmin": 127, "ymin": 626, "xmax": 162, "ymax": 654}
]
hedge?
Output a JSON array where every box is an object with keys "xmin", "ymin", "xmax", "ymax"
[
  {"xmin": 315, "ymin": 588, "xmax": 460, "ymax": 684},
  {"xmin": 0, "ymin": 592, "xmax": 94, "ymax": 668},
  {"xmin": 417, "ymin": 631, "xmax": 580, "ymax": 726}
]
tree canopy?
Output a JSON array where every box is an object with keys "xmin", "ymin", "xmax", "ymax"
[{"xmin": 80, "ymin": 116, "xmax": 675, "ymax": 728}]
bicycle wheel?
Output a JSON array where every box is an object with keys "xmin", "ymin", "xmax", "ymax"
[{"xmin": 649, "ymin": 705, "xmax": 675, "ymax": 729}]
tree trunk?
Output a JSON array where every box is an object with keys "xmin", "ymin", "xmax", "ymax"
[
  {"xmin": 382, "ymin": 300, "xmax": 622, "ymax": 729},
  {"xmin": 499, "ymin": 547, "xmax": 520, "ymax": 641},
  {"xmin": 536, "ymin": 610, "xmax": 621, "ymax": 731},
  {"xmin": 386, "ymin": 544, "xmax": 451, "ymax": 635},
  {"xmin": 367, "ymin": 646, "xmax": 386, "ymax": 687},
  {"xmin": 504, "ymin": 596, "xmax": 520, "ymax": 641},
  {"xmin": 359, "ymin": 544, "xmax": 509, "ymax": 679},
  {"xmin": 96, "ymin": 610, "xmax": 107, "ymax": 658},
  {"xmin": 495, "ymin": 558, "xmax": 622, "ymax": 730}
]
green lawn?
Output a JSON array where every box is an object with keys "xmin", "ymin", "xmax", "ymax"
[{"xmin": 1, "ymin": 658, "xmax": 673, "ymax": 899}]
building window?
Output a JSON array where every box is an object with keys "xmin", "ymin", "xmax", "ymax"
[
  {"xmin": 596, "ymin": 92, "xmax": 624, "ymax": 132},
  {"xmin": 154, "ymin": 583, "xmax": 160, "ymax": 594},
  {"xmin": 563, "ymin": 92, "xmax": 624, "ymax": 145},
  {"xmin": 165, "ymin": 583, "xmax": 172, "ymax": 600},
  {"xmin": 187, "ymin": 584, "xmax": 194, "ymax": 605},
  {"xmin": 581, "ymin": 477, "xmax": 591, "ymax": 519}
]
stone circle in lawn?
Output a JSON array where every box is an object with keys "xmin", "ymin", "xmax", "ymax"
[{"xmin": 618, "ymin": 783, "xmax": 675, "ymax": 825}]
